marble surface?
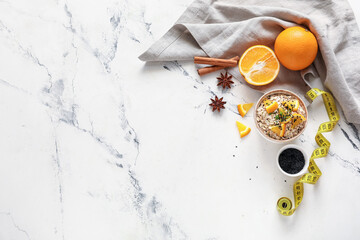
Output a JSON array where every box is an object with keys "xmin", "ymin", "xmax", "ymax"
[{"xmin": 0, "ymin": 0, "xmax": 360, "ymax": 239}]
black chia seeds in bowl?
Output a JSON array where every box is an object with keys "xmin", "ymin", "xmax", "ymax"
[
  {"xmin": 279, "ymin": 148, "xmax": 305, "ymax": 174},
  {"xmin": 277, "ymin": 144, "xmax": 309, "ymax": 177}
]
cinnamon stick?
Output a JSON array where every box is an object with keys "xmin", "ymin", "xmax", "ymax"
[
  {"xmin": 197, "ymin": 56, "xmax": 240, "ymax": 76},
  {"xmin": 194, "ymin": 56, "xmax": 238, "ymax": 67}
]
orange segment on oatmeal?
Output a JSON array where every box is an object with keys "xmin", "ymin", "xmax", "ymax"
[
  {"xmin": 291, "ymin": 113, "xmax": 306, "ymax": 128},
  {"xmin": 281, "ymin": 116, "xmax": 292, "ymax": 124},
  {"xmin": 237, "ymin": 103, "xmax": 254, "ymax": 117},
  {"xmin": 265, "ymin": 101, "xmax": 278, "ymax": 113},
  {"xmin": 283, "ymin": 100, "xmax": 299, "ymax": 111},
  {"xmin": 278, "ymin": 107, "xmax": 292, "ymax": 124},
  {"xmin": 236, "ymin": 121, "xmax": 251, "ymax": 138},
  {"xmin": 278, "ymin": 107, "xmax": 285, "ymax": 116},
  {"xmin": 263, "ymin": 99, "xmax": 272, "ymax": 106},
  {"xmin": 270, "ymin": 123, "xmax": 286, "ymax": 137}
]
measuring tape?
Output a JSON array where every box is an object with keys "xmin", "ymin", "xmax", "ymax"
[{"xmin": 277, "ymin": 88, "xmax": 340, "ymax": 216}]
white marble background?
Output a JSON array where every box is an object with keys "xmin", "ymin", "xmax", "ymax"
[{"xmin": 0, "ymin": 0, "xmax": 360, "ymax": 239}]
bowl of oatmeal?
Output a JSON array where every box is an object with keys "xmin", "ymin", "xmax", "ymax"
[{"xmin": 254, "ymin": 89, "xmax": 308, "ymax": 143}]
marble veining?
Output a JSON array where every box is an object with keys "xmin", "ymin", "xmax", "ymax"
[{"xmin": 0, "ymin": 0, "xmax": 360, "ymax": 239}]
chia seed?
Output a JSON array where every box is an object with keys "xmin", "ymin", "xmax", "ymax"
[{"xmin": 278, "ymin": 148, "xmax": 305, "ymax": 174}]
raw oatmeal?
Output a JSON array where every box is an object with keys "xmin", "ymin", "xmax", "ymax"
[{"xmin": 256, "ymin": 93, "xmax": 306, "ymax": 140}]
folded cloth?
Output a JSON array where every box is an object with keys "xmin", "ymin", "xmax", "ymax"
[{"xmin": 139, "ymin": 0, "xmax": 360, "ymax": 124}]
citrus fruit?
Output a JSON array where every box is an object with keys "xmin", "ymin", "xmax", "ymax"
[
  {"xmin": 239, "ymin": 45, "xmax": 280, "ymax": 86},
  {"xmin": 236, "ymin": 121, "xmax": 251, "ymax": 138},
  {"xmin": 274, "ymin": 26, "xmax": 318, "ymax": 71},
  {"xmin": 237, "ymin": 103, "xmax": 254, "ymax": 117},
  {"xmin": 265, "ymin": 101, "xmax": 278, "ymax": 113},
  {"xmin": 281, "ymin": 116, "xmax": 292, "ymax": 124},
  {"xmin": 270, "ymin": 123, "xmax": 286, "ymax": 137},
  {"xmin": 278, "ymin": 107, "xmax": 292, "ymax": 123},
  {"xmin": 291, "ymin": 113, "xmax": 306, "ymax": 128},
  {"xmin": 278, "ymin": 107, "xmax": 285, "ymax": 116},
  {"xmin": 263, "ymin": 99, "xmax": 272, "ymax": 106},
  {"xmin": 283, "ymin": 100, "xmax": 300, "ymax": 111}
]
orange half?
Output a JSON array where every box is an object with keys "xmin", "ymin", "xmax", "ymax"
[{"xmin": 239, "ymin": 45, "xmax": 280, "ymax": 86}]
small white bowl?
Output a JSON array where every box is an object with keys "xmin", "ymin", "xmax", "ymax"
[
  {"xmin": 254, "ymin": 89, "xmax": 308, "ymax": 144},
  {"xmin": 276, "ymin": 144, "xmax": 309, "ymax": 177}
]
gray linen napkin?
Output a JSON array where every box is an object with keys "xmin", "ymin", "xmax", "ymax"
[{"xmin": 139, "ymin": 0, "xmax": 360, "ymax": 125}]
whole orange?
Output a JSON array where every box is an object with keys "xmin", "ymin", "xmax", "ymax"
[{"xmin": 274, "ymin": 26, "xmax": 318, "ymax": 71}]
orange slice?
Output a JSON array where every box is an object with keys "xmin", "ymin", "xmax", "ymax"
[
  {"xmin": 270, "ymin": 123, "xmax": 286, "ymax": 137},
  {"xmin": 278, "ymin": 107, "xmax": 292, "ymax": 124},
  {"xmin": 263, "ymin": 99, "xmax": 272, "ymax": 106},
  {"xmin": 236, "ymin": 121, "xmax": 251, "ymax": 138},
  {"xmin": 239, "ymin": 45, "xmax": 280, "ymax": 86},
  {"xmin": 266, "ymin": 101, "xmax": 278, "ymax": 113},
  {"xmin": 283, "ymin": 100, "xmax": 300, "ymax": 111},
  {"xmin": 291, "ymin": 113, "xmax": 306, "ymax": 128},
  {"xmin": 237, "ymin": 103, "xmax": 254, "ymax": 117},
  {"xmin": 278, "ymin": 107, "xmax": 285, "ymax": 115},
  {"xmin": 282, "ymin": 116, "xmax": 292, "ymax": 124}
]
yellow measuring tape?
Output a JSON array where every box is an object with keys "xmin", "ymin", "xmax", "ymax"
[{"xmin": 277, "ymin": 88, "xmax": 340, "ymax": 216}]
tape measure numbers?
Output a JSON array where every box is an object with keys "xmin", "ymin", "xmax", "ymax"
[{"xmin": 277, "ymin": 88, "xmax": 340, "ymax": 216}]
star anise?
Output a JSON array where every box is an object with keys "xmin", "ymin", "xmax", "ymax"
[
  {"xmin": 209, "ymin": 95, "xmax": 226, "ymax": 112},
  {"xmin": 217, "ymin": 72, "xmax": 234, "ymax": 89}
]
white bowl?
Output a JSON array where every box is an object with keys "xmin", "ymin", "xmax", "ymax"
[
  {"xmin": 254, "ymin": 89, "xmax": 308, "ymax": 144},
  {"xmin": 276, "ymin": 144, "xmax": 309, "ymax": 177}
]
